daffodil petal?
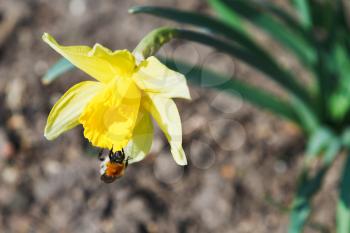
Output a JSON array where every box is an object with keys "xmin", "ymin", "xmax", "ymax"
[
  {"xmin": 45, "ymin": 81, "xmax": 104, "ymax": 140},
  {"xmin": 133, "ymin": 56, "xmax": 191, "ymax": 100},
  {"xmin": 79, "ymin": 78, "xmax": 141, "ymax": 151},
  {"xmin": 142, "ymin": 94, "xmax": 187, "ymax": 165},
  {"xmin": 125, "ymin": 109, "xmax": 153, "ymax": 164},
  {"xmin": 42, "ymin": 33, "xmax": 135, "ymax": 83}
]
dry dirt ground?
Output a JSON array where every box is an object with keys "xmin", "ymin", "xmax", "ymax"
[{"xmin": 0, "ymin": 0, "xmax": 341, "ymax": 232}]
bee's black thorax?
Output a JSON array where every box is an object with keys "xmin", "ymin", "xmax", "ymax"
[{"xmin": 110, "ymin": 150, "xmax": 125, "ymax": 163}]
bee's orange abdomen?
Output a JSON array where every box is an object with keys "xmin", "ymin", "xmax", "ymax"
[{"xmin": 105, "ymin": 162, "xmax": 125, "ymax": 177}]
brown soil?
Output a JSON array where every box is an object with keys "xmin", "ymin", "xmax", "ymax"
[{"xmin": 0, "ymin": 0, "xmax": 339, "ymax": 232}]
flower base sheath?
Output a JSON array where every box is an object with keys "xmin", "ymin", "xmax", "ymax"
[{"xmin": 43, "ymin": 33, "xmax": 190, "ymax": 165}]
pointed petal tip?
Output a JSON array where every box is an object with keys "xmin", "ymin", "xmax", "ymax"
[
  {"xmin": 171, "ymin": 147, "xmax": 188, "ymax": 166},
  {"xmin": 43, "ymin": 131, "xmax": 54, "ymax": 141},
  {"xmin": 44, "ymin": 124, "xmax": 56, "ymax": 140},
  {"xmin": 183, "ymin": 89, "xmax": 191, "ymax": 100},
  {"xmin": 42, "ymin": 33, "xmax": 58, "ymax": 48},
  {"xmin": 178, "ymin": 160, "xmax": 188, "ymax": 166},
  {"xmin": 176, "ymin": 158, "xmax": 188, "ymax": 166},
  {"xmin": 42, "ymin": 32, "xmax": 51, "ymax": 43}
]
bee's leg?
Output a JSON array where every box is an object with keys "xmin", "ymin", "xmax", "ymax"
[
  {"xmin": 98, "ymin": 149, "xmax": 104, "ymax": 161},
  {"xmin": 122, "ymin": 148, "xmax": 130, "ymax": 167},
  {"xmin": 108, "ymin": 147, "xmax": 113, "ymax": 160},
  {"xmin": 120, "ymin": 148, "xmax": 125, "ymax": 161}
]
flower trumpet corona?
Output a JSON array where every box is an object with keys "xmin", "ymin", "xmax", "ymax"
[{"xmin": 43, "ymin": 33, "xmax": 190, "ymax": 165}]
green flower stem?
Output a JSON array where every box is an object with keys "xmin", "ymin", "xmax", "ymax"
[{"xmin": 133, "ymin": 27, "xmax": 179, "ymax": 60}]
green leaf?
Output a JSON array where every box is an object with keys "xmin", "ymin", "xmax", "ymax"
[
  {"xmin": 170, "ymin": 29, "xmax": 318, "ymax": 129},
  {"xmin": 129, "ymin": 5, "xmax": 314, "ymax": 91},
  {"xmin": 309, "ymin": 0, "xmax": 340, "ymax": 37},
  {"xmin": 341, "ymin": 128, "xmax": 350, "ymax": 147},
  {"xmin": 209, "ymin": 0, "xmax": 310, "ymax": 44},
  {"xmin": 42, "ymin": 58, "xmax": 75, "ymax": 85},
  {"xmin": 161, "ymin": 57, "xmax": 300, "ymax": 124},
  {"xmin": 171, "ymin": 29, "xmax": 311, "ymax": 103},
  {"xmin": 218, "ymin": 0, "xmax": 316, "ymax": 66},
  {"xmin": 207, "ymin": 0, "xmax": 244, "ymax": 32},
  {"xmin": 129, "ymin": 5, "xmax": 276, "ymax": 63},
  {"xmin": 129, "ymin": 7, "xmax": 315, "ymax": 102},
  {"xmin": 328, "ymin": 42, "xmax": 350, "ymax": 121},
  {"xmin": 323, "ymin": 137, "xmax": 342, "ymax": 165},
  {"xmin": 129, "ymin": 6, "xmax": 317, "ymax": 130},
  {"xmin": 290, "ymin": 0, "xmax": 312, "ymax": 28},
  {"xmin": 259, "ymin": 1, "xmax": 310, "ymax": 39},
  {"xmin": 288, "ymin": 137, "xmax": 340, "ymax": 233},
  {"xmin": 306, "ymin": 127, "xmax": 333, "ymax": 160},
  {"xmin": 336, "ymin": 153, "xmax": 350, "ymax": 233},
  {"xmin": 289, "ymin": 96, "xmax": 319, "ymax": 135}
]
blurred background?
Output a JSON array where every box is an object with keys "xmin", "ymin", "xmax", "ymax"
[{"xmin": 0, "ymin": 0, "xmax": 342, "ymax": 232}]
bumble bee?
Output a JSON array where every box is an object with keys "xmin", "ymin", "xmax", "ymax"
[{"xmin": 99, "ymin": 148, "xmax": 128, "ymax": 183}]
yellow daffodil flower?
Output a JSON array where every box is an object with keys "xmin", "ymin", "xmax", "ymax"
[{"xmin": 43, "ymin": 33, "xmax": 190, "ymax": 165}]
